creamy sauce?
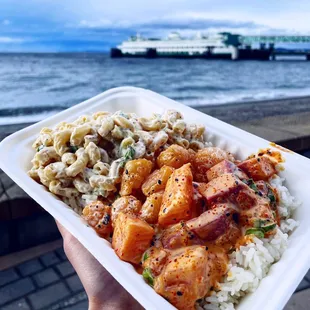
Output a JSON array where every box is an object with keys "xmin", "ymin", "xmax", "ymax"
[
  {"xmin": 269, "ymin": 142, "xmax": 294, "ymax": 154},
  {"xmin": 257, "ymin": 148, "xmax": 285, "ymax": 163}
]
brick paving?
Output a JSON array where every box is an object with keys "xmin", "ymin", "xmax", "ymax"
[
  {"xmin": 1, "ymin": 245, "xmax": 310, "ymax": 309},
  {"xmin": 0, "ymin": 248, "xmax": 87, "ymax": 310}
]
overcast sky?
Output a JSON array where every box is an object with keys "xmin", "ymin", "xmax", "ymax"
[{"xmin": 1, "ymin": 0, "xmax": 310, "ymax": 52}]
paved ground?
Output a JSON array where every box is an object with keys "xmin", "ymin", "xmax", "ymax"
[
  {"xmin": 0, "ymin": 247, "xmax": 88, "ymax": 310},
  {"xmin": 0, "ymin": 244, "xmax": 310, "ymax": 310}
]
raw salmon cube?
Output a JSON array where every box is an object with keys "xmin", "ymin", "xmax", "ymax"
[
  {"xmin": 207, "ymin": 160, "xmax": 248, "ymax": 182},
  {"xmin": 112, "ymin": 212, "xmax": 154, "ymax": 264},
  {"xmin": 158, "ymin": 163, "xmax": 193, "ymax": 226},
  {"xmin": 238, "ymin": 156, "xmax": 276, "ymax": 181}
]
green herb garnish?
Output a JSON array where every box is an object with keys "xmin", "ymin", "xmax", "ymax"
[
  {"xmin": 142, "ymin": 252, "xmax": 149, "ymax": 262},
  {"xmin": 120, "ymin": 146, "xmax": 135, "ymax": 168},
  {"xmin": 37, "ymin": 145, "xmax": 44, "ymax": 152},
  {"xmin": 69, "ymin": 145, "xmax": 79, "ymax": 153},
  {"xmin": 245, "ymin": 228, "xmax": 265, "ymax": 238},
  {"xmin": 124, "ymin": 146, "xmax": 135, "ymax": 161},
  {"xmin": 142, "ymin": 268, "xmax": 154, "ymax": 287}
]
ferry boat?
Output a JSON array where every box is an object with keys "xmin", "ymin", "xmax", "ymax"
[{"xmin": 110, "ymin": 32, "xmax": 271, "ymax": 60}]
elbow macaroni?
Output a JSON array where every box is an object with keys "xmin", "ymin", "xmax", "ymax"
[{"xmin": 28, "ymin": 109, "xmax": 208, "ymax": 212}]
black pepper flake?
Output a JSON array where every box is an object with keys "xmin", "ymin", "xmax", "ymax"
[
  {"xmin": 258, "ymin": 191, "xmax": 263, "ymax": 196},
  {"xmin": 158, "ymin": 180, "xmax": 162, "ymax": 185},
  {"xmin": 102, "ymin": 214, "xmax": 111, "ymax": 225},
  {"xmin": 205, "ymin": 246, "xmax": 208, "ymax": 251},
  {"xmin": 177, "ymin": 291, "xmax": 183, "ymax": 296},
  {"xmin": 235, "ymin": 181, "xmax": 239, "ymax": 185},
  {"xmin": 232, "ymin": 213, "xmax": 239, "ymax": 224},
  {"xmin": 125, "ymin": 169, "xmax": 129, "ymax": 174},
  {"xmin": 257, "ymin": 158, "xmax": 261, "ymax": 162},
  {"xmin": 226, "ymin": 213, "xmax": 230, "ymax": 217},
  {"xmin": 193, "ymin": 183, "xmax": 198, "ymax": 188},
  {"xmin": 163, "ymin": 208, "xmax": 167, "ymax": 213},
  {"xmin": 175, "ymin": 178, "xmax": 179, "ymax": 182},
  {"xmin": 189, "ymin": 233, "xmax": 195, "ymax": 240}
]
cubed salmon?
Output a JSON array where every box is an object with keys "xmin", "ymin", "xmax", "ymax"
[
  {"xmin": 140, "ymin": 191, "xmax": 164, "ymax": 224},
  {"xmin": 141, "ymin": 165, "xmax": 174, "ymax": 196},
  {"xmin": 198, "ymin": 173, "xmax": 257, "ymax": 210},
  {"xmin": 112, "ymin": 212, "xmax": 154, "ymax": 264},
  {"xmin": 193, "ymin": 147, "xmax": 235, "ymax": 182},
  {"xmin": 158, "ymin": 163, "xmax": 193, "ymax": 226},
  {"xmin": 238, "ymin": 156, "xmax": 276, "ymax": 181},
  {"xmin": 186, "ymin": 204, "xmax": 238, "ymax": 241},
  {"xmin": 154, "ymin": 246, "xmax": 228, "ymax": 310},
  {"xmin": 82, "ymin": 201, "xmax": 112, "ymax": 237},
  {"xmin": 160, "ymin": 222, "xmax": 201, "ymax": 250},
  {"xmin": 207, "ymin": 160, "xmax": 248, "ymax": 182}
]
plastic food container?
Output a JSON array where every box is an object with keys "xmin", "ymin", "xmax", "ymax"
[{"xmin": 1, "ymin": 87, "xmax": 310, "ymax": 310}]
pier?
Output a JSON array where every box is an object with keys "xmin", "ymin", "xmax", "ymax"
[{"xmin": 111, "ymin": 32, "xmax": 310, "ymax": 60}]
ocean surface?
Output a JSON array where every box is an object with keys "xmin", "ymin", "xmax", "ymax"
[{"xmin": 1, "ymin": 53, "xmax": 310, "ymax": 125}]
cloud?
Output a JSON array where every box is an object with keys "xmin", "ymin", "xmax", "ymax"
[
  {"xmin": 0, "ymin": 36, "xmax": 24, "ymax": 43},
  {"xmin": 2, "ymin": 19, "xmax": 11, "ymax": 26},
  {"xmin": 77, "ymin": 13, "xmax": 285, "ymax": 37}
]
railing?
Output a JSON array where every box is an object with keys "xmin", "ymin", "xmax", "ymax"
[{"xmin": 240, "ymin": 36, "xmax": 310, "ymax": 44}]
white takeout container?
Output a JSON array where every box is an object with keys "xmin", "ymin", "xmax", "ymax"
[{"xmin": 1, "ymin": 87, "xmax": 310, "ymax": 310}]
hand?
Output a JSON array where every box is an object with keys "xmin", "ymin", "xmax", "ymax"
[{"xmin": 56, "ymin": 221, "xmax": 143, "ymax": 310}]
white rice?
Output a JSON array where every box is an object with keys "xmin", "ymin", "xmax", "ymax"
[{"xmin": 197, "ymin": 175, "xmax": 300, "ymax": 310}]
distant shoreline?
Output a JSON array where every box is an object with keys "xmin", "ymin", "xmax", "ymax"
[{"xmin": 1, "ymin": 94, "xmax": 310, "ymax": 142}]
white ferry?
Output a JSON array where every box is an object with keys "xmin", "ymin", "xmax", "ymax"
[{"xmin": 110, "ymin": 32, "xmax": 271, "ymax": 60}]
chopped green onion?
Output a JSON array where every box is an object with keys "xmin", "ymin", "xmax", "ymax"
[
  {"xmin": 142, "ymin": 252, "xmax": 149, "ymax": 262},
  {"xmin": 69, "ymin": 145, "xmax": 79, "ymax": 153},
  {"xmin": 267, "ymin": 187, "xmax": 276, "ymax": 208},
  {"xmin": 272, "ymin": 211, "xmax": 277, "ymax": 219},
  {"xmin": 37, "ymin": 145, "xmax": 44, "ymax": 152},
  {"xmin": 246, "ymin": 179, "xmax": 259, "ymax": 192},
  {"xmin": 245, "ymin": 228, "xmax": 264, "ymax": 238},
  {"xmin": 142, "ymin": 268, "xmax": 154, "ymax": 287},
  {"xmin": 254, "ymin": 219, "xmax": 267, "ymax": 228},
  {"xmin": 262, "ymin": 223, "xmax": 276, "ymax": 233},
  {"xmin": 254, "ymin": 219, "xmax": 276, "ymax": 232}
]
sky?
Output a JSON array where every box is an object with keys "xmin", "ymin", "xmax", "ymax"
[{"xmin": 1, "ymin": 0, "xmax": 310, "ymax": 52}]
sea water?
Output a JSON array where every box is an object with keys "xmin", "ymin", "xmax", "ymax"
[{"xmin": 1, "ymin": 53, "xmax": 310, "ymax": 125}]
